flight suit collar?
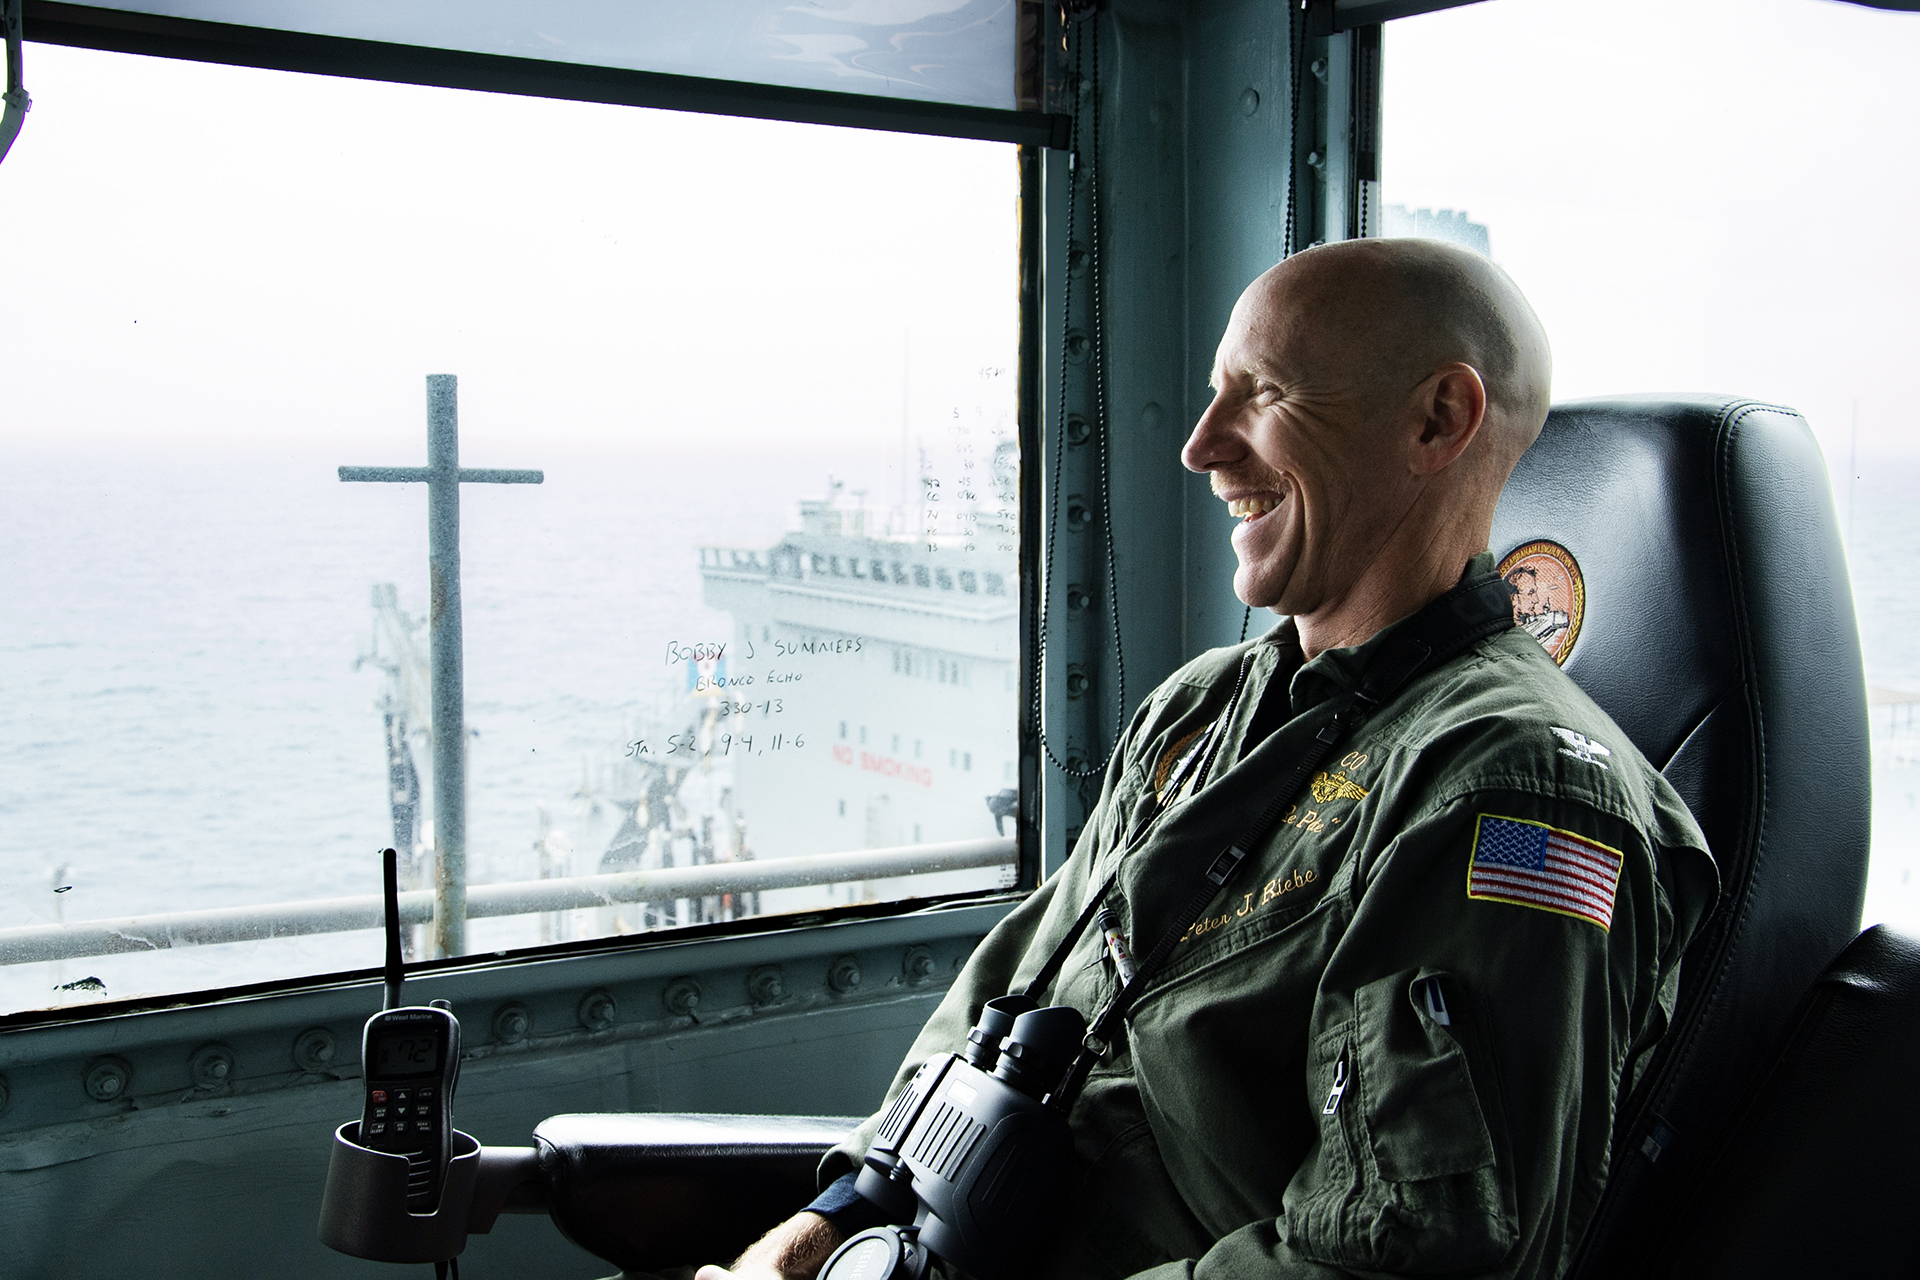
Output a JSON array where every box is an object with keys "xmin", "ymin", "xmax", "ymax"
[
  {"xmin": 1119, "ymin": 551, "xmax": 1507, "ymax": 926},
  {"xmin": 1283, "ymin": 551, "xmax": 1501, "ymax": 717}
]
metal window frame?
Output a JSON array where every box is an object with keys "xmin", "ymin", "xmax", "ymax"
[
  {"xmin": 5, "ymin": 0, "xmax": 1052, "ymax": 1014},
  {"xmin": 21, "ymin": 1, "xmax": 1069, "ymax": 146},
  {"xmin": 1293, "ymin": 5, "xmax": 1387, "ymax": 251}
]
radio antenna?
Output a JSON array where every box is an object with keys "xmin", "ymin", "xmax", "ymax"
[{"xmin": 382, "ymin": 847, "xmax": 405, "ymax": 1011}]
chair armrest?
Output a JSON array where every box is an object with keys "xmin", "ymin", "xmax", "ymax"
[
  {"xmin": 1659, "ymin": 925, "xmax": 1920, "ymax": 1276},
  {"xmin": 533, "ymin": 1112, "xmax": 862, "ymax": 1272},
  {"xmin": 469, "ymin": 1144, "xmax": 547, "ymax": 1233}
]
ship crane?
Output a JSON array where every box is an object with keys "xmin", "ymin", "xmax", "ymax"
[
  {"xmin": 355, "ymin": 582, "xmax": 432, "ymax": 956},
  {"xmin": 593, "ymin": 719, "xmax": 739, "ymax": 933}
]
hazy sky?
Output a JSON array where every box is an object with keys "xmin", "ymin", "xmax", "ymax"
[
  {"xmin": 3, "ymin": 0, "xmax": 1916, "ymax": 471},
  {"xmin": 0, "ymin": 42, "xmax": 1021, "ymax": 469},
  {"xmin": 1384, "ymin": 0, "xmax": 1920, "ymax": 461}
]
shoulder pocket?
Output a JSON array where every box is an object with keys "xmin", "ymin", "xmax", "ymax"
[{"xmin": 1282, "ymin": 969, "xmax": 1517, "ymax": 1274}]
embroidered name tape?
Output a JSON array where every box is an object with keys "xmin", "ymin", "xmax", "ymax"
[{"xmin": 1468, "ymin": 814, "xmax": 1624, "ymax": 930}]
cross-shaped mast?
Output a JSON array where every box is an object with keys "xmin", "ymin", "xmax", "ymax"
[{"xmin": 340, "ymin": 374, "xmax": 542, "ymax": 959}]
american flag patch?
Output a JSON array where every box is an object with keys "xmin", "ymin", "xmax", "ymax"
[{"xmin": 1467, "ymin": 814, "xmax": 1624, "ymax": 930}]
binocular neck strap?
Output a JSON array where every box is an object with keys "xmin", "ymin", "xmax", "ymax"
[{"xmin": 1039, "ymin": 571, "xmax": 1516, "ymax": 1111}]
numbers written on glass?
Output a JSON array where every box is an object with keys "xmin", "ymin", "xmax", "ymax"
[
  {"xmin": 627, "ymin": 732, "xmax": 807, "ymax": 759},
  {"xmin": 714, "ymin": 698, "xmax": 785, "ymax": 717},
  {"xmin": 708, "ymin": 733, "xmax": 803, "ymax": 757}
]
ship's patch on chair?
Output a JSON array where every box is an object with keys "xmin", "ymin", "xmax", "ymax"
[{"xmin": 1497, "ymin": 540, "xmax": 1585, "ymax": 665}]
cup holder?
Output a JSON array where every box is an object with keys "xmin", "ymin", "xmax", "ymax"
[{"xmin": 317, "ymin": 1122, "xmax": 483, "ymax": 1263}]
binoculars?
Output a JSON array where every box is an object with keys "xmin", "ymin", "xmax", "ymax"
[{"xmin": 820, "ymin": 994, "xmax": 1088, "ymax": 1280}]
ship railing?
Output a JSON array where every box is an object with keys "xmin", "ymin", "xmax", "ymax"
[{"xmin": 0, "ymin": 837, "xmax": 1016, "ymax": 966}]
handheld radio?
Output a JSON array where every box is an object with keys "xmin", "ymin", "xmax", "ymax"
[{"xmin": 356, "ymin": 848, "xmax": 461, "ymax": 1213}]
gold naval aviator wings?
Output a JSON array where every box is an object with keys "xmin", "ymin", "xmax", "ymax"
[{"xmin": 1309, "ymin": 770, "xmax": 1369, "ymax": 804}]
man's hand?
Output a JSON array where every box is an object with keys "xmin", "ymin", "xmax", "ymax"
[{"xmin": 694, "ymin": 1211, "xmax": 845, "ymax": 1280}]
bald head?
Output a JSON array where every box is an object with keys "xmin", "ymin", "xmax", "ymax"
[
  {"xmin": 1251, "ymin": 237, "xmax": 1552, "ymax": 471},
  {"xmin": 1184, "ymin": 238, "xmax": 1555, "ymax": 655}
]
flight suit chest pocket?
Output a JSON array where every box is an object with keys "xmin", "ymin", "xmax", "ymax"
[{"xmin": 1284, "ymin": 969, "xmax": 1516, "ymax": 1274}]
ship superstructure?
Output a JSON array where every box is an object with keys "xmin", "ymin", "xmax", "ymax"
[{"xmin": 699, "ymin": 479, "xmax": 1019, "ymax": 898}]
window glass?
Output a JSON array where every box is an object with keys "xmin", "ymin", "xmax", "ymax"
[
  {"xmin": 68, "ymin": 0, "xmax": 1019, "ymax": 110},
  {"xmin": 0, "ymin": 45, "xmax": 1021, "ymax": 1013},
  {"xmin": 1383, "ymin": 0, "xmax": 1920, "ymax": 932}
]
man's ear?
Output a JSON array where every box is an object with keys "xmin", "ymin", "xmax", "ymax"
[{"xmin": 1407, "ymin": 362, "xmax": 1487, "ymax": 476}]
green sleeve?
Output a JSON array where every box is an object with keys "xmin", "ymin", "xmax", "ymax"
[{"xmin": 1142, "ymin": 788, "xmax": 1691, "ymax": 1280}]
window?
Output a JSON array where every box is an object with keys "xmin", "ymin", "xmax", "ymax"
[
  {"xmin": 1384, "ymin": 0, "xmax": 1920, "ymax": 933},
  {"xmin": 88, "ymin": 0, "xmax": 1022, "ymax": 110},
  {"xmin": 0, "ymin": 45, "xmax": 1024, "ymax": 1013}
]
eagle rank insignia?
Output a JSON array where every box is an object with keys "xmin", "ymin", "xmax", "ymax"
[{"xmin": 1550, "ymin": 726, "xmax": 1612, "ymax": 770}]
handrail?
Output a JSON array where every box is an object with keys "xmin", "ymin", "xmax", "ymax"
[{"xmin": 0, "ymin": 838, "xmax": 1015, "ymax": 966}]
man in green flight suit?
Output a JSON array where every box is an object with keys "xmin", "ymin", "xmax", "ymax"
[{"xmin": 697, "ymin": 239, "xmax": 1718, "ymax": 1280}]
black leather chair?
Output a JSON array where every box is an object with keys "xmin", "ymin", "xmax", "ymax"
[
  {"xmin": 1487, "ymin": 395, "xmax": 1880, "ymax": 1276},
  {"xmin": 468, "ymin": 396, "xmax": 1902, "ymax": 1276}
]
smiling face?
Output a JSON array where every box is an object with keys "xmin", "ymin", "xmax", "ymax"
[
  {"xmin": 1182, "ymin": 240, "xmax": 1553, "ymax": 649},
  {"xmin": 1181, "ymin": 265, "xmax": 1417, "ymax": 615}
]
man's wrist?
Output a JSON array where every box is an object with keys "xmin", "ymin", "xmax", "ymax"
[{"xmin": 764, "ymin": 1211, "xmax": 844, "ymax": 1279}]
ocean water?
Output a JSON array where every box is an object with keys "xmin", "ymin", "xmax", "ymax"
[
  {"xmin": 0, "ymin": 439, "xmax": 920, "ymax": 1010},
  {"xmin": 3, "ymin": 443, "xmax": 1917, "ymax": 1013},
  {"xmin": 1846, "ymin": 458, "xmax": 1920, "ymax": 938}
]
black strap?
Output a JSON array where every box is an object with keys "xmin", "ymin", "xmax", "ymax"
[
  {"xmin": 1019, "ymin": 648, "xmax": 1258, "ymax": 1005},
  {"xmin": 1042, "ymin": 570, "xmax": 1516, "ymax": 1109}
]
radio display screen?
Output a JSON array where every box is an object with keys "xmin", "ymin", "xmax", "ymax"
[{"xmin": 371, "ymin": 1029, "xmax": 441, "ymax": 1076}]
